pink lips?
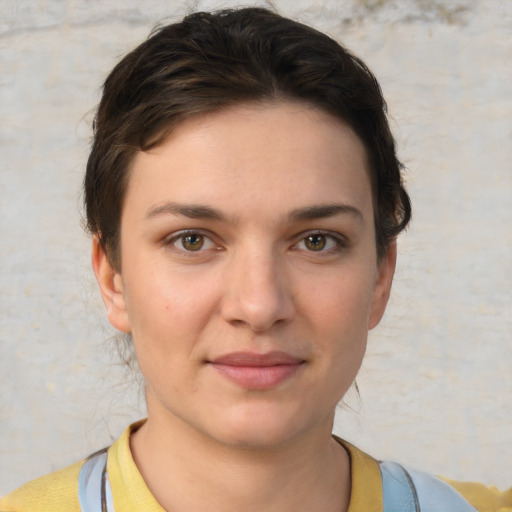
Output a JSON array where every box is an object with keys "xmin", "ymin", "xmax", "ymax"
[{"xmin": 209, "ymin": 351, "xmax": 305, "ymax": 390}]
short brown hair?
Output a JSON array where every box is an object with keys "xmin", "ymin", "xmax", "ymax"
[{"xmin": 84, "ymin": 7, "xmax": 411, "ymax": 268}]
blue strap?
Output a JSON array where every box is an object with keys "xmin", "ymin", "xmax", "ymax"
[
  {"xmin": 380, "ymin": 460, "xmax": 478, "ymax": 512},
  {"xmin": 406, "ymin": 466, "xmax": 478, "ymax": 512},
  {"xmin": 78, "ymin": 450, "xmax": 115, "ymax": 512},
  {"xmin": 381, "ymin": 460, "xmax": 419, "ymax": 512}
]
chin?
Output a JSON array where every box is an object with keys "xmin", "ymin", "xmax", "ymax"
[
  {"xmin": 215, "ymin": 425, "xmax": 300, "ymax": 450},
  {"xmin": 207, "ymin": 403, "xmax": 319, "ymax": 450}
]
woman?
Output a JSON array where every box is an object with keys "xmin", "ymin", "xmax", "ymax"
[{"xmin": 2, "ymin": 7, "xmax": 510, "ymax": 512}]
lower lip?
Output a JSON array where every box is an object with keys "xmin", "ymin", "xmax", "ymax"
[{"xmin": 211, "ymin": 363, "xmax": 303, "ymax": 390}]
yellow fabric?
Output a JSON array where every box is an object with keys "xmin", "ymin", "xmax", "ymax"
[
  {"xmin": 107, "ymin": 420, "xmax": 164, "ymax": 512},
  {"xmin": 442, "ymin": 478, "xmax": 512, "ymax": 512},
  {"xmin": 338, "ymin": 437, "xmax": 384, "ymax": 512},
  {"xmin": 0, "ymin": 460, "xmax": 82, "ymax": 512},
  {"xmin": 2, "ymin": 422, "xmax": 511, "ymax": 512}
]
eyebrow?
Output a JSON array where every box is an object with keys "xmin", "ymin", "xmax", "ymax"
[
  {"xmin": 145, "ymin": 201, "xmax": 363, "ymax": 223},
  {"xmin": 289, "ymin": 203, "xmax": 363, "ymax": 222},
  {"xmin": 145, "ymin": 202, "xmax": 226, "ymax": 221}
]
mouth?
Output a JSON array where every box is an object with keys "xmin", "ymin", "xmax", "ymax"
[{"xmin": 208, "ymin": 351, "xmax": 306, "ymax": 390}]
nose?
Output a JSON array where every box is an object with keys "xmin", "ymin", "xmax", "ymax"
[{"xmin": 220, "ymin": 246, "xmax": 295, "ymax": 332}]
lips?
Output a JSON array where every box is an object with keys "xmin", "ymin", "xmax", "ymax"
[{"xmin": 209, "ymin": 351, "xmax": 305, "ymax": 390}]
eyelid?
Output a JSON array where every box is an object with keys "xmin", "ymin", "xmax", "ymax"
[
  {"xmin": 293, "ymin": 230, "xmax": 348, "ymax": 251},
  {"xmin": 164, "ymin": 229, "xmax": 220, "ymax": 252},
  {"xmin": 162, "ymin": 228, "xmax": 347, "ymax": 253}
]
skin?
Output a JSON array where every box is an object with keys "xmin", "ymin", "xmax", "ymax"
[{"xmin": 93, "ymin": 101, "xmax": 396, "ymax": 512}]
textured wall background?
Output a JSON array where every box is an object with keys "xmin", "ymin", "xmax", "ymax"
[{"xmin": 1, "ymin": 0, "xmax": 511, "ymax": 496}]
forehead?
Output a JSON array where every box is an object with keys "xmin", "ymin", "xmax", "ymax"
[{"xmin": 124, "ymin": 102, "xmax": 373, "ymax": 223}]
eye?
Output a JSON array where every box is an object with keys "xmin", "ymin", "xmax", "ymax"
[
  {"xmin": 168, "ymin": 231, "xmax": 216, "ymax": 252},
  {"xmin": 304, "ymin": 234, "xmax": 328, "ymax": 251},
  {"xmin": 296, "ymin": 233, "xmax": 344, "ymax": 252}
]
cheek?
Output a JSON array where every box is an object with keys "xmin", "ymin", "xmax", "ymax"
[
  {"xmin": 123, "ymin": 271, "xmax": 229, "ymax": 392},
  {"xmin": 299, "ymin": 268, "xmax": 375, "ymax": 383},
  {"xmin": 125, "ymin": 258, "xmax": 220, "ymax": 325},
  {"xmin": 304, "ymin": 270, "xmax": 376, "ymax": 333}
]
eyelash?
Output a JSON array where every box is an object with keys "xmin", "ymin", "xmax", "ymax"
[
  {"xmin": 293, "ymin": 231, "xmax": 348, "ymax": 254},
  {"xmin": 164, "ymin": 230, "xmax": 218, "ymax": 254},
  {"xmin": 163, "ymin": 230, "xmax": 348, "ymax": 255}
]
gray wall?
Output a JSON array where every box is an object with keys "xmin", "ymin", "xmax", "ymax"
[{"xmin": 1, "ymin": 0, "xmax": 511, "ymax": 496}]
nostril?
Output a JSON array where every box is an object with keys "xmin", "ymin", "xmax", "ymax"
[{"xmin": 219, "ymin": 254, "xmax": 295, "ymax": 331}]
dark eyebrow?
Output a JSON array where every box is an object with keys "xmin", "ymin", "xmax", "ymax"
[
  {"xmin": 289, "ymin": 203, "xmax": 363, "ymax": 222},
  {"xmin": 145, "ymin": 202, "xmax": 225, "ymax": 221},
  {"xmin": 145, "ymin": 201, "xmax": 362, "ymax": 223}
]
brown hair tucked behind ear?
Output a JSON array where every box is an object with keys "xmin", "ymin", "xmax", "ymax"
[{"xmin": 84, "ymin": 7, "xmax": 411, "ymax": 269}]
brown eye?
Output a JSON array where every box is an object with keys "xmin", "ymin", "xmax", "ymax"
[
  {"xmin": 304, "ymin": 234, "xmax": 327, "ymax": 251},
  {"xmin": 181, "ymin": 234, "xmax": 204, "ymax": 251},
  {"xmin": 168, "ymin": 231, "xmax": 216, "ymax": 253}
]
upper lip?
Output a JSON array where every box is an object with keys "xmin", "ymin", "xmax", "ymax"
[{"xmin": 209, "ymin": 351, "xmax": 304, "ymax": 367}]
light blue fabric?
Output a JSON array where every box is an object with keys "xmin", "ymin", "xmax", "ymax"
[
  {"xmin": 105, "ymin": 474, "xmax": 115, "ymax": 512},
  {"xmin": 408, "ymin": 466, "xmax": 478, "ymax": 512},
  {"xmin": 380, "ymin": 460, "xmax": 478, "ymax": 512},
  {"xmin": 381, "ymin": 460, "xmax": 419, "ymax": 512},
  {"xmin": 78, "ymin": 451, "xmax": 114, "ymax": 512}
]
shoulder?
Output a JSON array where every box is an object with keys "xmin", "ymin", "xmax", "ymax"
[
  {"xmin": 1, "ymin": 421, "xmax": 143, "ymax": 512},
  {"xmin": 0, "ymin": 460, "xmax": 83, "ymax": 512},
  {"xmin": 382, "ymin": 461, "xmax": 511, "ymax": 512},
  {"xmin": 443, "ymin": 478, "xmax": 512, "ymax": 512},
  {"xmin": 334, "ymin": 436, "xmax": 512, "ymax": 512}
]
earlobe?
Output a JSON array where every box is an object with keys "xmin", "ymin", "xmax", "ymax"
[
  {"xmin": 368, "ymin": 240, "xmax": 397, "ymax": 330},
  {"xmin": 91, "ymin": 237, "xmax": 131, "ymax": 333}
]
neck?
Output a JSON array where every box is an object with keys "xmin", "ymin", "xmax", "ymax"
[{"xmin": 130, "ymin": 408, "xmax": 350, "ymax": 512}]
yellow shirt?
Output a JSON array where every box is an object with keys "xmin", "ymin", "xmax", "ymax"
[{"xmin": 2, "ymin": 422, "xmax": 511, "ymax": 512}]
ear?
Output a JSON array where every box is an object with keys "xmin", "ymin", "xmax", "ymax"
[
  {"xmin": 368, "ymin": 239, "xmax": 397, "ymax": 330},
  {"xmin": 91, "ymin": 236, "xmax": 131, "ymax": 333}
]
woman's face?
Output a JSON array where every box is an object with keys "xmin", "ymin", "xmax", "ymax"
[{"xmin": 94, "ymin": 102, "xmax": 395, "ymax": 448}]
